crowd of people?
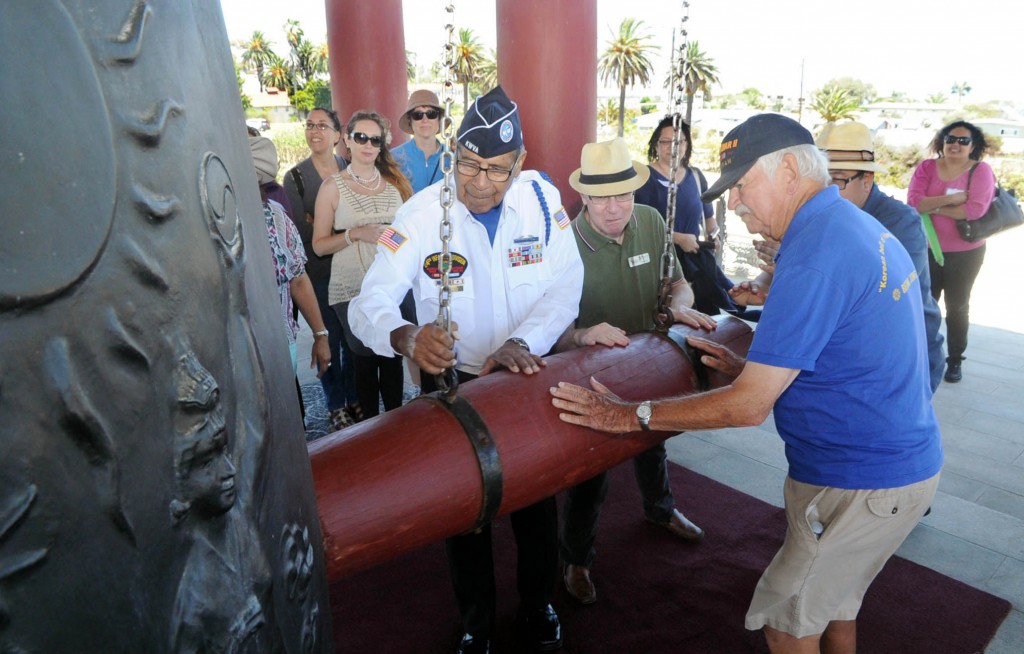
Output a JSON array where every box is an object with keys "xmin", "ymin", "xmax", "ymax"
[{"xmin": 246, "ymin": 85, "xmax": 1002, "ymax": 652}]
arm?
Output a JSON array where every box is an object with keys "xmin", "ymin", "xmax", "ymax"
[
  {"xmin": 550, "ymin": 359, "xmax": 799, "ymax": 434},
  {"xmin": 668, "ymin": 278, "xmax": 716, "ymax": 329},
  {"xmin": 312, "ymin": 178, "xmax": 346, "ymax": 256},
  {"xmin": 906, "ymin": 159, "xmax": 966, "ymax": 215},
  {"xmin": 962, "ymin": 162, "xmax": 997, "ymax": 219},
  {"xmin": 289, "ymin": 273, "xmax": 331, "ymax": 377}
]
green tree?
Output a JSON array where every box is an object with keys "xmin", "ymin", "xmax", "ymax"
[
  {"xmin": 597, "ymin": 98, "xmax": 619, "ymax": 126},
  {"xmin": 238, "ymin": 31, "xmax": 275, "ymax": 92},
  {"xmin": 599, "ymin": 18, "xmax": 658, "ymax": 137},
  {"xmin": 474, "ymin": 49, "xmax": 498, "ymax": 97},
  {"xmin": 681, "ymin": 41, "xmax": 719, "ymax": 125},
  {"xmin": 740, "ymin": 87, "xmax": 766, "ymax": 110},
  {"xmin": 453, "ymin": 28, "xmax": 485, "ymax": 110},
  {"xmin": 823, "ymin": 77, "xmax": 876, "ymax": 106},
  {"xmin": 406, "ymin": 50, "xmax": 416, "ymax": 82},
  {"xmin": 810, "ymin": 86, "xmax": 859, "ymax": 122},
  {"xmin": 262, "ymin": 54, "xmax": 292, "ymax": 94},
  {"xmin": 235, "ymin": 62, "xmax": 251, "ymax": 110},
  {"xmin": 951, "ymin": 81, "xmax": 972, "ymax": 103},
  {"xmin": 926, "ymin": 92, "xmax": 947, "ymax": 104},
  {"xmin": 312, "ymin": 42, "xmax": 329, "ymax": 77}
]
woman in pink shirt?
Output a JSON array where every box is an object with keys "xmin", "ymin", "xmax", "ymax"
[{"xmin": 908, "ymin": 121, "xmax": 995, "ymax": 383}]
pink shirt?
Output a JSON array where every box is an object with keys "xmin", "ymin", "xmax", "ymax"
[{"xmin": 907, "ymin": 158, "xmax": 995, "ymax": 252}]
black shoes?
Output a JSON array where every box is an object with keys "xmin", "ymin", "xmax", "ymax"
[
  {"xmin": 563, "ymin": 564, "xmax": 597, "ymax": 605},
  {"xmin": 944, "ymin": 361, "xmax": 963, "ymax": 383},
  {"xmin": 456, "ymin": 632, "xmax": 490, "ymax": 654},
  {"xmin": 521, "ymin": 604, "xmax": 563, "ymax": 651}
]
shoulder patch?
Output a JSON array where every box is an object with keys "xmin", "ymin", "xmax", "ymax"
[
  {"xmin": 379, "ymin": 227, "xmax": 407, "ymax": 252},
  {"xmin": 554, "ymin": 206, "xmax": 570, "ymax": 230}
]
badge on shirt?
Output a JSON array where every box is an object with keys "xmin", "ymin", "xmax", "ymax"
[
  {"xmin": 379, "ymin": 227, "xmax": 407, "ymax": 252},
  {"xmin": 554, "ymin": 206, "xmax": 570, "ymax": 230},
  {"xmin": 508, "ymin": 236, "xmax": 543, "ymax": 267},
  {"xmin": 423, "ymin": 251, "xmax": 468, "ymax": 291},
  {"xmin": 628, "ymin": 253, "xmax": 651, "ymax": 268}
]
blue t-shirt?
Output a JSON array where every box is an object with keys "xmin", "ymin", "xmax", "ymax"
[
  {"xmin": 471, "ymin": 203, "xmax": 503, "ymax": 245},
  {"xmin": 634, "ymin": 166, "xmax": 711, "ymax": 236},
  {"xmin": 392, "ymin": 138, "xmax": 442, "ymax": 193},
  {"xmin": 749, "ymin": 185, "xmax": 942, "ymax": 489}
]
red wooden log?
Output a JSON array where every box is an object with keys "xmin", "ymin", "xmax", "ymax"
[{"xmin": 309, "ymin": 318, "xmax": 754, "ymax": 581}]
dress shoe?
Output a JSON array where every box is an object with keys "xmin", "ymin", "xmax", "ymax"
[
  {"xmin": 648, "ymin": 508, "xmax": 705, "ymax": 543},
  {"xmin": 563, "ymin": 563, "xmax": 597, "ymax": 605},
  {"xmin": 456, "ymin": 632, "xmax": 490, "ymax": 654},
  {"xmin": 520, "ymin": 604, "xmax": 562, "ymax": 651},
  {"xmin": 944, "ymin": 361, "xmax": 962, "ymax": 383}
]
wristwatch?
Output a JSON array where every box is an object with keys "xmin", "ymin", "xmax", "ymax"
[
  {"xmin": 506, "ymin": 337, "xmax": 530, "ymax": 352},
  {"xmin": 313, "ymin": 329, "xmax": 329, "ymax": 338},
  {"xmin": 636, "ymin": 400, "xmax": 653, "ymax": 431}
]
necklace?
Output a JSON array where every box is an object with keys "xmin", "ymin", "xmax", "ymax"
[{"xmin": 347, "ymin": 166, "xmax": 381, "ymax": 191}]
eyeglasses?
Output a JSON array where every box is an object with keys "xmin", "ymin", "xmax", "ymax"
[
  {"xmin": 943, "ymin": 135, "xmax": 972, "ymax": 146},
  {"xmin": 305, "ymin": 122, "xmax": 336, "ymax": 132},
  {"xmin": 455, "ymin": 156, "xmax": 519, "ymax": 182},
  {"xmin": 410, "ymin": 109, "xmax": 440, "ymax": 121},
  {"xmin": 350, "ymin": 132, "xmax": 384, "ymax": 148},
  {"xmin": 830, "ymin": 171, "xmax": 865, "ymax": 190},
  {"xmin": 587, "ymin": 192, "xmax": 634, "ymax": 206}
]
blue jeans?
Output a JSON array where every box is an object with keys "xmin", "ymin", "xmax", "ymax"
[{"xmin": 313, "ymin": 279, "xmax": 356, "ymax": 409}]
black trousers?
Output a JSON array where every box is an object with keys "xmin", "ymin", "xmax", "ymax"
[
  {"xmin": 422, "ymin": 370, "xmax": 559, "ymax": 638},
  {"xmin": 929, "ymin": 244, "xmax": 986, "ymax": 363},
  {"xmin": 561, "ymin": 442, "xmax": 674, "ymax": 567}
]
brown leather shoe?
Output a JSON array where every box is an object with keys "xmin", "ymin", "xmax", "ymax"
[
  {"xmin": 648, "ymin": 509, "xmax": 705, "ymax": 543},
  {"xmin": 563, "ymin": 564, "xmax": 596, "ymax": 605}
]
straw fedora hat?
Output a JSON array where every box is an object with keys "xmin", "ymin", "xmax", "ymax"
[
  {"xmin": 815, "ymin": 122, "xmax": 885, "ymax": 173},
  {"xmin": 569, "ymin": 138, "xmax": 650, "ymax": 196},
  {"xmin": 399, "ymin": 89, "xmax": 444, "ymax": 134}
]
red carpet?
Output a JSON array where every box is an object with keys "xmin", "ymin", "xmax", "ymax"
[{"xmin": 329, "ymin": 462, "xmax": 1011, "ymax": 653}]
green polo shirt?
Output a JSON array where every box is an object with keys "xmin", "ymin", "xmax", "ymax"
[{"xmin": 571, "ymin": 203, "xmax": 683, "ymax": 334}]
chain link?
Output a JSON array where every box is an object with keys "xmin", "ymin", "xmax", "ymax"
[
  {"xmin": 655, "ymin": 4, "xmax": 691, "ymax": 331},
  {"xmin": 435, "ymin": 3, "xmax": 459, "ymax": 400}
]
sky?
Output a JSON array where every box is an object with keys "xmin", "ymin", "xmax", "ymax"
[{"xmin": 219, "ymin": 0, "xmax": 1023, "ymax": 108}]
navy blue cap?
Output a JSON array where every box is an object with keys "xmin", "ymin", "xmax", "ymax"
[
  {"xmin": 701, "ymin": 114, "xmax": 814, "ymax": 202},
  {"xmin": 457, "ymin": 85, "xmax": 523, "ymax": 158}
]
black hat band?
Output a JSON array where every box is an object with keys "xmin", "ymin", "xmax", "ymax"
[{"xmin": 578, "ymin": 167, "xmax": 637, "ymax": 185}]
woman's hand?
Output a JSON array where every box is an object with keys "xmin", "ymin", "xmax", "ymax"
[{"xmin": 352, "ymin": 224, "xmax": 388, "ymax": 246}]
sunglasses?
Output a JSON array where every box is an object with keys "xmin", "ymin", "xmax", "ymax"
[
  {"xmin": 350, "ymin": 131, "xmax": 383, "ymax": 148},
  {"xmin": 410, "ymin": 109, "xmax": 440, "ymax": 121},
  {"xmin": 943, "ymin": 135, "xmax": 972, "ymax": 146}
]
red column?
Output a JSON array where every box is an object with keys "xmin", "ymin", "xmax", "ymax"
[
  {"xmin": 497, "ymin": 0, "xmax": 597, "ymax": 217},
  {"xmin": 326, "ymin": 0, "xmax": 407, "ymax": 140}
]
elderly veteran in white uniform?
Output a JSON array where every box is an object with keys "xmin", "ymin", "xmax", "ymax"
[{"xmin": 350, "ymin": 85, "xmax": 582, "ymax": 654}]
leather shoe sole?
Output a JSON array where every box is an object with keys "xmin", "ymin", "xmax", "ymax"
[
  {"xmin": 563, "ymin": 564, "xmax": 597, "ymax": 605},
  {"xmin": 648, "ymin": 508, "xmax": 705, "ymax": 543}
]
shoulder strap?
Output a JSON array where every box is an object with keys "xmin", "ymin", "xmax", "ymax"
[
  {"xmin": 690, "ymin": 166, "xmax": 708, "ymax": 194},
  {"xmin": 289, "ymin": 166, "xmax": 305, "ymax": 197},
  {"xmin": 966, "ymin": 163, "xmax": 979, "ymax": 191}
]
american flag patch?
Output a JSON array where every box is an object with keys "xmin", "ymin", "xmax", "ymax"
[
  {"xmin": 379, "ymin": 227, "xmax": 407, "ymax": 252},
  {"xmin": 554, "ymin": 206, "xmax": 570, "ymax": 230}
]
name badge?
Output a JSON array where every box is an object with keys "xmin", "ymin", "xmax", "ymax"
[{"xmin": 628, "ymin": 253, "xmax": 651, "ymax": 268}]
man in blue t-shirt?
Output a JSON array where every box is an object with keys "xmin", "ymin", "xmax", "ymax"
[{"xmin": 550, "ymin": 114, "xmax": 942, "ymax": 654}]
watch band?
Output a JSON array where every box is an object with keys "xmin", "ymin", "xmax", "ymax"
[
  {"xmin": 313, "ymin": 329, "xmax": 329, "ymax": 338},
  {"xmin": 506, "ymin": 337, "xmax": 530, "ymax": 352}
]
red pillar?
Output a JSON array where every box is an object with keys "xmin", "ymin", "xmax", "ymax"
[
  {"xmin": 497, "ymin": 0, "xmax": 597, "ymax": 217},
  {"xmin": 326, "ymin": 0, "xmax": 407, "ymax": 141}
]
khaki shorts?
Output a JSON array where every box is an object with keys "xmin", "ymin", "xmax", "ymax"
[{"xmin": 745, "ymin": 472, "xmax": 939, "ymax": 639}]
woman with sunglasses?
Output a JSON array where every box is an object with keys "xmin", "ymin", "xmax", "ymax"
[
  {"xmin": 313, "ymin": 110, "xmax": 414, "ymax": 419},
  {"xmin": 635, "ymin": 115, "xmax": 736, "ymax": 315},
  {"xmin": 392, "ymin": 89, "xmax": 445, "ymax": 193},
  {"xmin": 283, "ymin": 107, "xmax": 359, "ymax": 430},
  {"xmin": 908, "ymin": 121, "xmax": 995, "ymax": 383}
]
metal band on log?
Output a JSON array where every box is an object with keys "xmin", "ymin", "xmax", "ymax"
[{"xmin": 309, "ymin": 317, "xmax": 754, "ymax": 581}]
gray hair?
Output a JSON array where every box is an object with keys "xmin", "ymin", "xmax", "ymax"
[{"xmin": 754, "ymin": 144, "xmax": 830, "ymax": 186}]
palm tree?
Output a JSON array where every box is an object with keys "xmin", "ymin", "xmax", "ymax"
[
  {"xmin": 926, "ymin": 92, "xmax": 947, "ymax": 104},
  {"xmin": 680, "ymin": 41, "xmax": 719, "ymax": 125},
  {"xmin": 951, "ymin": 81, "xmax": 972, "ymax": 104},
  {"xmin": 262, "ymin": 54, "xmax": 292, "ymax": 94},
  {"xmin": 475, "ymin": 49, "xmax": 498, "ymax": 96},
  {"xmin": 810, "ymin": 86, "xmax": 859, "ymax": 122},
  {"xmin": 598, "ymin": 18, "xmax": 658, "ymax": 136},
  {"xmin": 239, "ymin": 31, "xmax": 275, "ymax": 92},
  {"xmin": 313, "ymin": 42, "xmax": 330, "ymax": 78},
  {"xmin": 597, "ymin": 98, "xmax": 619, "ymax": 127},
  {"xmin": 453, "ymin": 28, "xmax": 485, "ymax": 110}
]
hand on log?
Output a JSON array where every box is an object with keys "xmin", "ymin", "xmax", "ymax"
[
  {"xmin": 550, "ymin": 377, "xmax": 634, "ymax": 434},
  {"xmin": 687, "ymin": 335, "xmax": 746, "ymax": 379},
  {"xmin": 480, "ymin": 340, "xmax": 546, "ymax": 376}
]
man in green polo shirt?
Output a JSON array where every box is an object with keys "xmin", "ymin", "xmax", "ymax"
[{"xmin": 555, "ymin": 138, "xmax": 715, "ymax": 605}]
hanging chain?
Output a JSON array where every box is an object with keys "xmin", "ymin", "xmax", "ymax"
[
  {"xmin": 655, "ymin": 3, "xmax": 691, "ymax": 332},
  {"xmin": 434, "ymin": 3, "xmax": 459, "ymax": 401}
]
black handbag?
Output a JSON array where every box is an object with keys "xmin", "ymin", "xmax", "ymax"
[{"xmin": 956, "ymin": 164, "xmax": 1024, "ymax": 242}]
